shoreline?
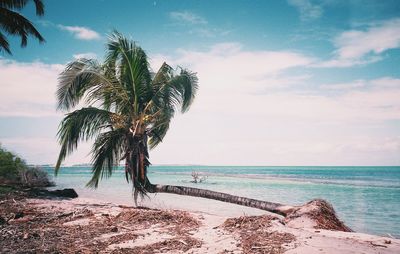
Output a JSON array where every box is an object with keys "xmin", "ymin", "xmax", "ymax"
[
  {"xmin": 1, "ymin": 188, "xmax": 399, "ymax": 253},
  {"xmin": 48, "ymin": 165, "xmax": 400, "ymax": 238}
]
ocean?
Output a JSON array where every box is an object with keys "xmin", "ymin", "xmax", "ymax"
[{"xmin": 44, "ymin": 165, "xmax": 400, "ymax": 238}]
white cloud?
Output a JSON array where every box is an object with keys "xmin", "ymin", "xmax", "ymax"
[
  {"xmin": 58, "ymin": 25, "xmax": 101, "ymax": 40},
  {"xmin": 2, "ymin": 44, "xmax": 399, "ymax": 165},
  {"xmin": 150, "ymin": 44, "xmax": 400, "ymax": 125},
  {"xmin": 169, "ymin": 11, "xmax": 207, "ymax": 25},
  {"xmin": 288, "ymin": 0, "xmax": 323, "ymax": 21},
  {"xmin": 316, "ymin": 55, "xmax": 382, "ymax": 68},
  {"xmin": 153, "ymin": 43, "xmax": 314, "ymax": 92},
  {"xmin": 73, "ymin": 52, "xmax": 97, "ymax": 59},
  {"xmin": 318, "ymin": 18, "xmax": 400, "ymax": 67},
  {"xmin": 148, "ymin": 45, "xmax": 400, "ymax": 165},
  {"xmin": 0, "ymin": 59, "xmax": 62, "ymax": 117},
  {"xmin": 320, "ymin": 77, "xmax": 400, "ymax": 91},
  {"xmin": 370, "ymin": 77, "xmax": 400, "ymax": 88},
  {"xmin": 320, "ymin": 79, "xmax": 367, "ymax": 90},
  {"xmin": 335, "ymin": 19, "xmax": 400, "ymax": 59}
]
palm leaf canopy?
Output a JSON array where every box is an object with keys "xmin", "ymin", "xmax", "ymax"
[
  {"xmin": 55, "ymin": 31, "xmax": 198, "ymax": 190},
  {"xmin": 0, "ymin": 0, "xmax": 45, "ymax": 54}
]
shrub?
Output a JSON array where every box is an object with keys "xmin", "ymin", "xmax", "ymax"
[
  {"xmin": 0, "ymin": 145, "xmax": 53, "ymax": 187},
  {"xmin": 0, "ymin": 145, "xmax": 25, "ymax": 182},
  {"xmin": 19, "ymin": 166, "xmax": 53, "ymax": 187}
]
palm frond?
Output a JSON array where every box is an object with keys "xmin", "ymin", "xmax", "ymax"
[
  {"xmin": 0, "ymin": 0, "xmax": 27, "ymax": 10},
  {"xmin": 144, "ymin": 64, "xmax": 198, "ymax": 148},
  {"xmin": 150, "ymin": 62, "xmax": 173, "ymax": 94},
  {"xmin": 55, "ymin": 107, "xmax": 117, "ymax": 174},
  {"xmin": 105, "ymin": 31, "xmax": 152, "ymax": 114},
  {"xmin": 32, "ymin": 0, "xmax": 44, "ymax": 16},
  {"xmin": 0, "ymin": 0, "xmax": 44, "ymax": 15},
  {"xmin": 0, "ymin": 31, "xmax": 11, "ymax": 54},
  {"xmin": 148, "ymin": 64, "xmax": 198, "ymax": 114},
  {"xmin": 86, "ymin": 128, "xmax": 127, "ymax": 188},
  {"xmin": 0, "ymin": 7, "xmax": 45, "ymax": 47},
  {"xmin": 171, "ymin": 68, "xmax": 199, "ymax": 112},
  {"xmin": 148, "ymin": 117, "xmax": 171, "ymax": 149},
  {"xmin": 57, "ymin": 59, "xmax": 123, "ymax": 111}
]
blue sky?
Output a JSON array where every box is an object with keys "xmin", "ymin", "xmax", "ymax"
[{"xmin": 1, "ymin": 0, "xmax": 399, "ymax": 165}]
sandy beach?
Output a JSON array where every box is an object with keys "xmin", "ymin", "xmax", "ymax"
[
  {"xmin": 1, "ymin": 190, "xmax": 399, "ymax": 254},
  {"xmin": 1, "ymin": 1, "xmax": 399, "ymax": 253}
]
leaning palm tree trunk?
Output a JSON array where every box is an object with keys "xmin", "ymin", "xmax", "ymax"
[
  {"xmin": 151, "ymin": 184, "xmax": 292, "ymax": 216},
  {"xmin": 54, "ymin": 32, "xmax": 293, "ymax": 218},
  {"xmin": 55, "ymin": 33, "xmax": 350, "ymax": 229}
]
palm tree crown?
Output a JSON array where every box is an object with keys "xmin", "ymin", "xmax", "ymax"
[
  {"xmin": 0, "ymin": 0, "xmax": 45, "ymax": 54},
  {"xmin": 55, "ymin": 31, "xmax": 198, "ymax": 195}
]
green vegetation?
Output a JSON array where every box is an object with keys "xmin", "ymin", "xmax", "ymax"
[
  {"xmin": 0, "ymin": 0, "xmax": 45, "ymax": 54},
  {"xmin": 0, "ymin": 145, "xmax": 52, "ymax": 187},
  {"xmin": 55, "ymin": 31, "xmax": 198, "ymax": 195},
  {"xmin": 0, "ymin": 145, "xmax": 25, "ymax": 181}
]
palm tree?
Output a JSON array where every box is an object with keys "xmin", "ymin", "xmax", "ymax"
[
  {"xmin": 55, "ymin": 31, "xmax": 292, "ymax": 216},
  {"xmin": 0, "ymin": 0, "xmax": 45, "ymax": 54}
]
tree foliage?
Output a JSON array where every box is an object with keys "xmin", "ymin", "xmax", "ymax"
[
  {"xmin": 56, "ymin": 31, "xmax": 198, "ymax": 195},
  {"xmin": 0, "ymin": 144, "xmax": 52, "ymax": 186},
  {"xmin": 0, "ymin": 0, "xmax": 45, "ymax": 54},
  {"xmin": 0, "ymin": 144, "xmax": 26, "ymax": 180}
]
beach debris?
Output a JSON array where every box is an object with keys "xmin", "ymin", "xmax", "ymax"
[
  {"xmin": 115, "ymin": 207, "xmax": 200, "ymax": 235},
  {"xmin": 8, "ymin": 216, "xmax": 32, "ymax": 224},
  {"xmin": 0, "ymin": 216, "xmax": 5, "ymax": 225},
  {"xmin": 285, "ymin": 199, "xmax": 352, "ymax": 232},
  {"xmin": 191, "ymin": 171, "xmax": 208, "ymax": 183},
  {"xmin": 145, "ymin": 236, "xmax": 202, "ymax": 252},
  {"xmin": 110, "ymin": 236, "xmax": 202, "ymax": 253},
  {"xmin": 368, "ymin": 241, "xmax": 388, "ymax": 248},
  {"xmin": 0, "ymin": 192, "xmax": 202, "ymax": 253},
  {"xmin": 222, "ymin": 215, "xmax": 295, "ymax": 254}
]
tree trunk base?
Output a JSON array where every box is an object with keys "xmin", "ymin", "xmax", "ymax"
[{"xmin": 149, "ymin": 184, "xmax": 351, "ymax": 231}]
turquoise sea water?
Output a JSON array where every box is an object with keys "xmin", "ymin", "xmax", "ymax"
[{"xmin": 45, "ymin": 166, "xmax": 400, "ymax": 238}]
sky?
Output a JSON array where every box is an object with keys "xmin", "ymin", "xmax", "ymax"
[{"xmin": 0, "ymin": 0, "xmax": 399, "ymax": 166}]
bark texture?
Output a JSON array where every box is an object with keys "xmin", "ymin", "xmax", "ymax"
[{"xmin": 153, "ymin": 184, "xmax": 291, "ymax": 216}]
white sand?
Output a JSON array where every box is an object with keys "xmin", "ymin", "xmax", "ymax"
[{"xmin": 27, "ymin": 197, "xmax": 400, "ymax": 253}]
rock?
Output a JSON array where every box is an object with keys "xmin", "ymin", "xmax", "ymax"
[
  {"xmin": 26, "ymin": 188, "xmax": 79, "ymax": 198},
  {"xmin": 47, "ymin": 188, "xmax": 78, "ymax": 198}
]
